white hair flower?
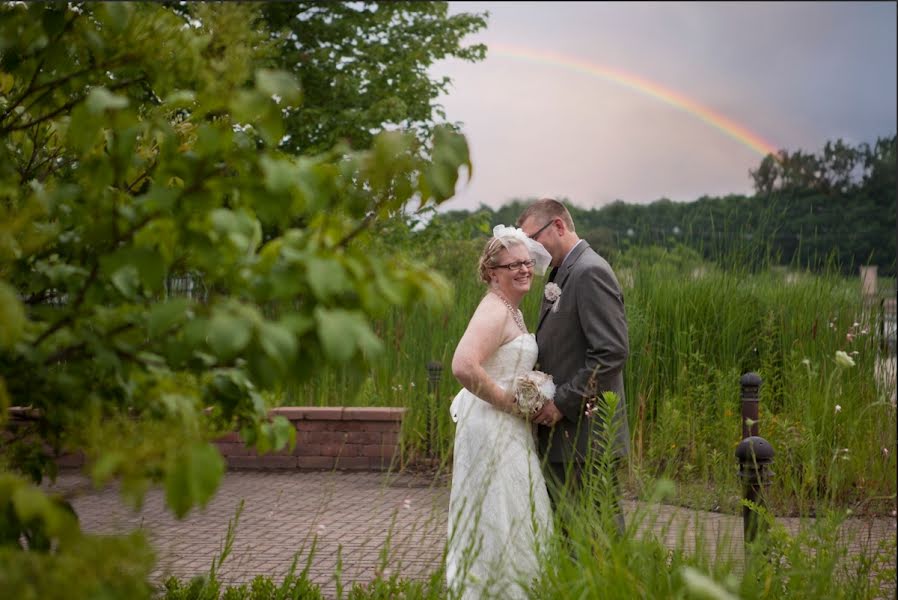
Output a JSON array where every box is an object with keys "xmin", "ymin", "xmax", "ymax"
[{"xmin": 491, "ymin": 225, "xmax": 552, "ymax": 275}]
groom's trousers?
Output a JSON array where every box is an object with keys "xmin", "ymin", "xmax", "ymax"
[{"xmin": 544, "ymin": 458, "xmax": 626, "ymax": 539}]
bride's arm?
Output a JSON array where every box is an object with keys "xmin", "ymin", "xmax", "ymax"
[{"xmin": 451, "ymin": 297, "xmax": 517, "ymax": 412}]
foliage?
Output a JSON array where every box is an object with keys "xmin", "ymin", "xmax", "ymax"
[
  {"xmin": 465, "ymin": 136, "xmax": 896, "ymax": 276},
  {"xmin": 0, "ymin": 474, "xmax": 154, "ymax": 599},
  {"xmin": 0, "ymin": 2, "xmax": 474, "ymax": 597},
  {"xmin": 259, "ymin": 2, "xmax": 487, "ymax": 155}
]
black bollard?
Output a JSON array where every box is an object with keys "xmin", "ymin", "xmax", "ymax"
[
  {"xmin": 735, "ymin": 436, "xmax": 775, "ymax": 547},
  {"xmin": 426, "ymin": 361, "xmax": 443, "ymax": 401},
  {"xmin": 425, "ymin": 361, "xmax": 443, "ymax": 456},
  {"xmin": 740, "ymin": 372, "xmax": 762, "ymax": 439}
]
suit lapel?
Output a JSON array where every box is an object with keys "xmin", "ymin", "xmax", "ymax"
[{"xmin": 537, "ymin": 241, "xmax": 590, "ymax": 332}]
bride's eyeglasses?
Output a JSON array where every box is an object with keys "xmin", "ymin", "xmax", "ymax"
[{"xmin": 491, "ymin": 259, "xmax": 535, "ymax": 272}]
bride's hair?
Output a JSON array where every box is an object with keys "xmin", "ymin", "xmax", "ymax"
[{"xmin": 477, "ymin": 236, "xmax": 524, "ymax": 284}]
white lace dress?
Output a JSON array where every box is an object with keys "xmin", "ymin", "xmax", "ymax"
[{"xmin": 446, "ymin": 333, "xmax": 554, "ymax": 599}]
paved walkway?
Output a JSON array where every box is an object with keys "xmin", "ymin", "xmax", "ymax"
[{"xmin": 47, "ymin": 470, "xmax": 895, "ymax": 599}]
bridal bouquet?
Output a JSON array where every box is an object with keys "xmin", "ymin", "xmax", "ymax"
[{"xmin": 512, "ymin": 370, "xmax": 556, "ymax": 417}]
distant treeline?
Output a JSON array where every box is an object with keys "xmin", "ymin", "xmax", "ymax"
[{"xmin": 435, "ymin": 136, "xmax": 897, "ymax": 276}]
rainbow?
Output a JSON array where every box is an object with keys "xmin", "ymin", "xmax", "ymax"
[{"xmin": 490, "ymin": 42, "xmax": 779, "ymax": 158}]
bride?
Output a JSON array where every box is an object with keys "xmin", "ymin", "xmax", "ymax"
[{"xmin": 446, "ymin": 225, "xmax": 554, "ymax": 599}]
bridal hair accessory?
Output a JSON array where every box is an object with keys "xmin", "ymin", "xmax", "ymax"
[
  {"xmin": 544, "ymin": 282, "xmax": 562, "ymax": 312},
  {"xmin": 512, "ymin": 370, "xmax": 556, "ymax": 417},
  {"xmin": 491, "ymin": 225, "xmax": 551, "ymax": 276}
]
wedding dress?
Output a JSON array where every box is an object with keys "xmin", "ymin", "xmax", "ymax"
[{"xmin": 446, "ymin": 333, "xmax": 554, "ymax": 599}]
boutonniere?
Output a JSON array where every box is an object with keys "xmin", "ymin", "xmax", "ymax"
[{"xmin": 544, "ymin": 282, "xmax": 562, "ymax": 312}]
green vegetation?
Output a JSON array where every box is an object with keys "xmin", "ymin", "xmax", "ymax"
[
  {"xmin": 0, "ymin": 2, "xmax": 482, "ymax": 597},
  {"xmin": 292, "ymin": 231, "xmax": 896, "ymax": 516},
  {"xmin": 462, "ymin": 136, "xmax": 897, "ymax": 277},
  {"xmin": 1, "ymin": 2, "xmax": 894, "ymax": 598}
]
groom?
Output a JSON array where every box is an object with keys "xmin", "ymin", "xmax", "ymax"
[{"xmin": 518, "ymin": 198, "xmax": 630, "ymax": 535}]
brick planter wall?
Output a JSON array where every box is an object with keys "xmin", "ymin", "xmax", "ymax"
[
  {"xmin": 215, "ymin": 407, "xmax": 405, "ymax": 471},
  {"xmin": 7, "ymin": 406, "xmax": 406, "ymax": 472}
]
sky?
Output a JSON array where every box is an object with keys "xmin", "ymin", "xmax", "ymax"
[{"xmin": 430, "ymin": 1, "xmax": 897, "ymax": 212}]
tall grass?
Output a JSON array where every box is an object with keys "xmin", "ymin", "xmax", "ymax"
[{"xmin": 282, "ymin": 239, "xmax": 896, "ymax": 514}]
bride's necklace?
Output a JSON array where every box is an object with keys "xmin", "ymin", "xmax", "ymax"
[{"xmin": 491, "ymin": 290, "xmax": 527, "ymax": 333}]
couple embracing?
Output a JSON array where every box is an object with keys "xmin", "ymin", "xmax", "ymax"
[{"xmin": 446, "ymin": 198, "xmax": 630, "ymax": 599}]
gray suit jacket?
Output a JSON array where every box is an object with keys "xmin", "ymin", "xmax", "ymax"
[{"xmin": 535, "ymin": 241, "xmax": 630, "ymax": 464}]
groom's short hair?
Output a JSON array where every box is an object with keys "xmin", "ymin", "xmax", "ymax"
[{"xmin": 517, "ymin": 198, "xmax": 575, "ymax": 233}]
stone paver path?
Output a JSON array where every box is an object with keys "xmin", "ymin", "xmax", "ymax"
[{"xmin": 48, "ymin": 470, "xmax": 896, "ymax": 599}]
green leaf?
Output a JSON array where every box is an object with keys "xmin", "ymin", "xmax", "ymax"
[
  {"xmin": 103, "ymin": 247, "xmax": 166, "ymax": 297},
  {"xmin": 270, "ymin": 415, "xmax": 296, "ymax": 452},
  {"xmin": 0, "ymin": 378, "xmax": 9, "ymax": 429},
  {"xmin": 207, "ymin": 311, "xmax": 252, "ymax": 360},
  {"xmin": 67, "ymin": 102, "xmax": 103, "ymax": 153},
  {"xmin": 110, "ymin": 264, "xmax": 140, "ymax": 299},
  {"xmin": 260, "ymin": 155, "xmax": 297, "ymax": 194},
  {"xmin": 91, "ymin": 451, "xmax": 124, "ymax": 486},
  {"xmin": 147, "ymin": 298, "xmax": 192, "ymax": 338},
  {"xmin": 136, "ymin": 184, "xmax": 179, "ymax": 213},
  {"xmin": 230, "ymin": 89, "xmax": 268, "ymax": 123},
  {"xmin": 0, "ymin": 281, "xmax": 26, "ymax": 348},
  {"xmin": 315, "ymin": 308, "xmax": 383, "ymax": 361},
  {"xmin": 255, "ymin": 68, "xmax": 302, "ymax": 105},
  {"xmin": 257, "ymin": 321, "xmax": 297, "ymax": 370},
  {"xmin": 162, "ymin": 90, "xmax": 196, "ymax": 107},
  {"xmin": 96, "ymin": 2, "xmax": 133, "ymax": 35},
  {"xmin": 86, "ymin": 87, "xmax": 129, "ymax": 113},
  {"xmin": 306, "ymin": 256, "xmax": 349, "ymax": 300},
  {"xmin": 164, "ymin": 443, "xmax": 224, "ymax": 519}
]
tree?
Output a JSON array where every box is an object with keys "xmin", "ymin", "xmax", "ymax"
[
  {"xmin": 259, "ymin": 2, "xmax": 487, "ymax": 155},
  {"xmin": 0, "ymin": 3, "xmax": 473, "ymax": 596}
]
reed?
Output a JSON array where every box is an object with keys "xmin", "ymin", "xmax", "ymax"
[{"xmin": 282, "ymin": 240, "xmax": 896, "ymax": 514}]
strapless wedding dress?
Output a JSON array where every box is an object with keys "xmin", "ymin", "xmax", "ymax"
[{"xmin": 446, "ymin": 333, "xmax": 553, "ymax": 599}]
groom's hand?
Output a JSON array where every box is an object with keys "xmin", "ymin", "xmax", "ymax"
[{"xmin": 534, "ymin": 401, "xmax": 562, "ymax": 427}]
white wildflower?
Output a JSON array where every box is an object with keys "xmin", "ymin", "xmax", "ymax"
[
  {"xmin": 835, "ymin": 404, "xmax": 842, "ymax": 414},
  {"xmin": 834, "ymin": 350, "xmax": 855, "ymax": 368}
]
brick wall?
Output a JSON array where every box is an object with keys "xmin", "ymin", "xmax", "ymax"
[
  {"xmin": 216, "ymin": 407, "xmax": 404, "ymax": 471},
  {"xmin": 7, "ymin": 406, "xmax": 406, "ymax": 472}
]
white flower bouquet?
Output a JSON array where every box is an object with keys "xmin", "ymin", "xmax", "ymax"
[{"xmin": 512, "ymin": 370, "xmax": 556, "ymax": 417}]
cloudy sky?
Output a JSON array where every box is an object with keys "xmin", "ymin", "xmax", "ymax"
[{"xmin": 430, "ymin": 1, "xmax": 897, "ymax": 212}]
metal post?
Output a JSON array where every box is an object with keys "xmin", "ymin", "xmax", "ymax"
[
  {"xmin": 740, "ymin": 372, "xmax": 762, "ymax": 439},
  {"xmin": 735, "ymin": 436, "xmax": 774, "ymax": 547},
  {"xmin": 424, "ymin": 361, "xmax": 443, "ymax": 455},
  {"xmin": 426, "ymin": 361, "xmax": 442, "ymax": 401},
  {"xmin": 737, "ymin": 372, "xmax": 774, "ymax": 553}
]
